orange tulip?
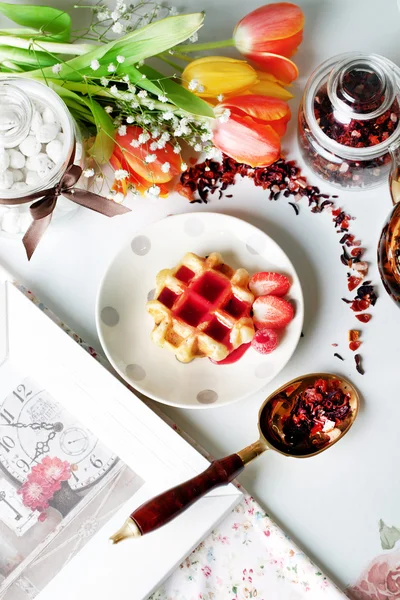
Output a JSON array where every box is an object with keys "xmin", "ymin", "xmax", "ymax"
[
  {"xmin": 213, "ymin": 95, "xmax": 290, "ymax": 167},
  {"xmin": 233, "ymin": 2, "xmax": 304, "ymax": 83},
  {"xmin": 110, "ymin": 126, "xmax": 181, "ymax": 196}
]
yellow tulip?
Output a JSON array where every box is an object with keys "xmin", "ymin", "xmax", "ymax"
[
  {"xmin": 182, "ymin": 56, "xmax": 293, "ymax": 101},
  {"xmin": 182, "ymin": 56, "xmax": 258, "ymax": 98}
]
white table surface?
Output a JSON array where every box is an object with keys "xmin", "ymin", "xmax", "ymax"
[{"xmin": 2, "ymin": 0, "xmax": 400, "ymax": 591}]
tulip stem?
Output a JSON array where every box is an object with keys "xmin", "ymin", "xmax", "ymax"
[{"xmin": 177, "ymin": 38, "xmax": 234, "ymax": 53}]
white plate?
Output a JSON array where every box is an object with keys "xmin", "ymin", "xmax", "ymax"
[{"xmin": 96, "ymin": 213, "xmax": 304, "ymax": 409}]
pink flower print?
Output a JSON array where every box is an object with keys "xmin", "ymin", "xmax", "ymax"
[
  {"xmin": 36, "ymin": 456, "xmax": 71, "ymax": 485},
  {"xmin": 201, "ymin": 566, "xmax": 212, "ymax": 578},
  {"xmin": 349, "ymin": 549, "xmax": 400, "ymax": 599},
  {"xmin": 232, "ymin": 523, "xmax": 240, "ymax": 530},
  {"xmin": 18, "ymin": 479, "xmax": 51, "ymax": 512},
  {"xmin": 264, "ymin": 529, "xmax": 271, "ymax": 537}
]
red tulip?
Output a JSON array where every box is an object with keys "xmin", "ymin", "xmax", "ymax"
[
  {"xmin": 110, "ymin": 125, "xmax": 181, "ymax": 196},
  {"xmin": 233, "ymin": 3, "xmax": 304, "ymax": 83},
  {"xmin": 213, "ymin": 94, "xmax": 290, "ymax": 167}
]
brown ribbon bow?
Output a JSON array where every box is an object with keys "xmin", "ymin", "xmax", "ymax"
[{"xmin": 6, "ymin": 161, "xmax": 130, "ymax": 260}]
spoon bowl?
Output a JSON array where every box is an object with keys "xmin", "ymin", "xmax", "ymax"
[{"xmin": 111, "ymin": 372, "xmax": 359, "ymax": 543}]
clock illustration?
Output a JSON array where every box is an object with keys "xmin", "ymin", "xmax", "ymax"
[{"xmin": 0, "ymin": 380, "xmax": 118, "ymax": 498}]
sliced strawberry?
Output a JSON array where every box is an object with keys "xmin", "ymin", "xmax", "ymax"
[
  {"xmin": 251, "ymin": 328, "xmax": 279, "ymax": 354},
  {"xmin": 249, "ymin": 272, "xmax": 291, "ymax": 297},
  {"xmin": 252, "ymin": 295, "xmax": 294, "ymax": 329}
]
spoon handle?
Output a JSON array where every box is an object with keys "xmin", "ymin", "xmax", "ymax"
[{"xmin": 112, "ymin": 454, "xmax": 244, "ymax": 541}]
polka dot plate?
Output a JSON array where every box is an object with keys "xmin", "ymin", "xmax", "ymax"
[{"xmin": 96, "ymin": 212, "xmax": 304, "ymax": 409}]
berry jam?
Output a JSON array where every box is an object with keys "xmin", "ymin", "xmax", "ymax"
[
  {"xmin": 175, "ymin": 265, "xmax": 195, "ymax": 284},
  {"xmin": 158, "ymin": 287, "xmax": 179, "ymax": 309},
  {"xmin": 210, "ymin": 342, "xmax": 251, "ymax": 365},
  {"xmin": 192, "ymin": 271, "xmax": 229, "ymax": 303}
]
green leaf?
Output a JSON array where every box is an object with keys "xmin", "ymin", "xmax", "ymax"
[
  {"xmin": 47, "ymin": 81, "xmax": 114, "ymax": 162},
  {"xmin": 140, "ymin": 65, "xmax": 214, "ymax": 118},
  {"xmin": 29, "ymin": 13, "xmax": 204, "ymax": 82},
  {"xmin": 0, "ymin": 46, "xmax": 57, "ymax": 68},
  {"xmin": 379, "ymin": 519, "xmax": 400, "ymax": 550},
  {"xmin": 0, "ymin": 3, "xmax": 71, "ymax": 42}
]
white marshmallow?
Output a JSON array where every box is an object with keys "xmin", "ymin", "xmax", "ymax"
[
  {"xmin": 8, "ymin": 149, "xmax": 25, "ymax": 169},
  {"xmin": 1, "ymin": 209, "xmax": 21, "ymax": 234},
  {"xmin": 11, "ymin": 181, "xmax": 28, "ymax": 190},
  {"xmin": 25, "ymin": 170, "xmax": 40, "ymax": 186},
  {"xmin": 42, "ymin": 107, "xmax": 57, "ymax": 124},
  {"xmin": 30, "ymin": 110, "xmax": 43, "ymax": 133},
  {"xmin": 19, "ymin": 212, "xmax": 32, "ymax": 231},
  {"xmin": 46, "ymin": 139, "xmax": 63, "ymax": 164},
  {"xmin": 12, "ymin": 169, "xmax": 24, "ymax": 182},
  {"xmin": 56, "ymin": 132, "xmax": 65, "ymax": 143},
  {"xmin": 0, "ymin": 150, "xmax": 9, "ymax": 171},
  {"xmin": 19, "ymin": 136, "xmax": 42, "ymax": 157},
  {"xmin": 0, "ymin": 170, "xmax": 13, "ymax": 189},
  {"xmin": 36, "ymin": 123, "xmax": 60, "ymax": 143},
  {"xmin": 36, "ymin": 154, "xmax": 54, "ymax": 177}
]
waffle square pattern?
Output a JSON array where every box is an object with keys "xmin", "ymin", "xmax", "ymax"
[{"xmin": 147, "ymin": 252, "xmax": 256, "ymax": 363}]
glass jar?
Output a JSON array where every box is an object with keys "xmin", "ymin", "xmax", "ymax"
[
  {"xmin": 298, "ymin": 52, "xmax": 400, "ymax": 190},
  {"xmin": 0, "ymin": 78, "xmax": 83, "ymax": 237}
]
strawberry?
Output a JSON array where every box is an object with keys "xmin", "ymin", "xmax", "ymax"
[
  {"xmin": 252, "ymin": 295, "xmax": 294, "ymax": 329},
  {"xmin": 249, "ymin": 272, "xmax": 291, "ymax": 297},
  {"xmin": 251, "ymin": 328, "xmax": 279, "ymax": 354}
]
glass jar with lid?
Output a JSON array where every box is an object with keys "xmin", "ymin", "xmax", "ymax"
[
  {"xmin": 298, "ymin": 52, "xmax": 400, "ymax": 190},
  {"xmin": 0, "ymin": 77, "xmax": 83, "ymax": 238}
]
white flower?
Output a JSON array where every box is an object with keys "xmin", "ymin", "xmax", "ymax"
[
  {"xmin": 149, "ymin": 141, "xmax": 158, "ymax": 151},
  {"xmin": 161, "ymin": 162, "xmax": 170, "ymax": 173},
  {"xmin": 180, "ymin": 162, "xmax": 188, "ymax": 171},
  {"xmin": 194, "ymin": 143, "xmax": 202, "ymax": 152},
  {"xmin": 90, "ymin": 59, "xmax": 100, "ymax": 71},
  {"xmin": 137, "ymin": 60, "xmax": 144, "ymax": 67},
  {"xmin": 116, "ymin": 55, "xmax": 125, "ymax": 64},
  {"xmin": 112, "ymin": 191, "xmax": 125, "ymax": 203},
  {"xmin": 189, "ymin": 32, "xmax": 198, "ymax": 43},
  {"xmin": 138, "ymin": 132, "xmax": 150, "ymax": 143},
  {"xmin": 110, "ymin": 85, "xmax": 119, "ymax": 96},
  {"xmin": 118, "ymin": 125, "xmax": 127, "ymax": 136},
  {"xmin": 128, "ymin": 84, "xmax": 136, "ymax": 94},
  {"xmin": 83, "ymin": 168, "xmax": 95, "ymax": 178},
  {"xmin": 158, "ymin": 94, "xmax": 168, "ymax": 103},
  {"xmin": 143, "ymin": 117, "xmax": 151, "ymax": 125},
  {"xmin": 197, "ymin": 84, "xmax": 205, "ymax": 93},
  {"xmin": 126, "ymin": 115, "xmax": 135, "ymax": 124},
  {"xmin": 104, "ymin": 106, "xmax": 113, "ymax": 114},
  {"xmin": 162, "ymin": 111, "xmax": 174, "ymax": 121},
  {"xmin": 217, "ymin": 94, "xmax": 224, "ymax": 102},
  {"xmin": 130, "ymin": 139, "xmax": 140, "ymax": 148},
  {"xmin": 146, "ymin": 101, "xmax": 155, "ymax": 110},
  {"xmin": 137, "ymin": 90, "xmax": 147, "ymax": 99},
  {"xmin": 173, "ymin": 128, "xmax": 182, "ymax": 136},
  {"xmin": 100, "ymin": 77, "xmax": 109, "ymax": 87},
  {"xmin": 157, "ymin": 140, "xmax": 166, "ymax": 149},
  {"xmin": 188, "ymin": 79, "xmax": 199, "ymax": 91},
  {"xmin": 112, "ymin": 21, "xmax": 124, "ymax": 34},
  {"xmin": 169, "ymin": 6, "xmax": 178, "ymax": 15},
  {"xmin": 201, "ymin": 131, "xmax": 213, "ymax": 142},
  {"xmin": 51, "ymin": 63, "xmax": 62, "ymax": 74},
  {"xmin": 141, "ymin": 74, "xmax": 146, "ymax": 79},
  {"xmin": 151, "ymin": 128, "xmax": 160, "ymax": 138},
  {"xmin": 130, "ymin": 100, "xmax": 139, "ymax": 109},
  {"xmin": 123, "ymin": 74, "xmax": 130, "ymax": 83},
  {"xmin": 160, "ymin": 132, "xmax": 170, "ymax": 142},
  {"xmin": 218, "ymin": 108, "xmax": 231, "ymax": 123},
  {"xmin": 147, "ymin": 185, "xmax": 160, "ymax": 196},
  {"xmin": 97, "ymin": 10, "xmax": 110, "ymax": 20},
  {"xmin": 144, "ymin": 154, "xmax": 157, "ymax": 163},
  {"xmin": 114, "ymin": 169, "xmax": 129, "ymax": 180},
  {"xmin": 173, "ymin": 144, "xmax": 181, "ymax": 154},
  {"xmin": 108, "ymin": 63, "xmax": 117, "ymax": 72}
]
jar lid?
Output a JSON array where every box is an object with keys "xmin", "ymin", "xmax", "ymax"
[{"xmin": 304, "ymin": 53, "xmax": 400, "ymax": 160}]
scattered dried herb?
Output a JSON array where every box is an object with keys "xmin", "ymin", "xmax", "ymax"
[
  {"xmin": 178, "ymin": 154, "xmax": 378, "ymax": 373},
  {"xmin": 334, "ymin": 353, "xmax": 344, "ymax": 361},
  {"xmin": 355, "ymin": 353, "xmax": 364, "ymax": 375}
]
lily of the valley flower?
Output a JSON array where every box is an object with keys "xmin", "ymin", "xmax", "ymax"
[
  {"xmin": 110, "ymin": 125, "xmax": 181, "ymax": 196},
  {"xmin": 182, "ymin": 56, "xmax": 293, "ymax": 102},
  {"xmin": 212, "ymin": 94, "xmax": 291, "ymax": 167},
  {"xmin": 233, "ymin": 2, "xmax": 304, "ymax": 83}
]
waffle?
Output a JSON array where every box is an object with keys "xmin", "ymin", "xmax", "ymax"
[{"xmin": 147, "ymin": 252, "xmax": 255, "ymax": 363}]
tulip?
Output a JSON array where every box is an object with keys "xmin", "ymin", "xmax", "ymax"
[
  {"xmin": 110, "ymin": 126, "xmax": 181, "ymax": 196},
  {"xmin": 182, "ymin": 56, "xmax": 293, "ymax": 101},
  {"xmin": 212, "ymin": 95, "xmax": 290, "ymax": 167},
  {"xmin": 233, "ymin": 3, "xmax": 304, "ymax": 83}
]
